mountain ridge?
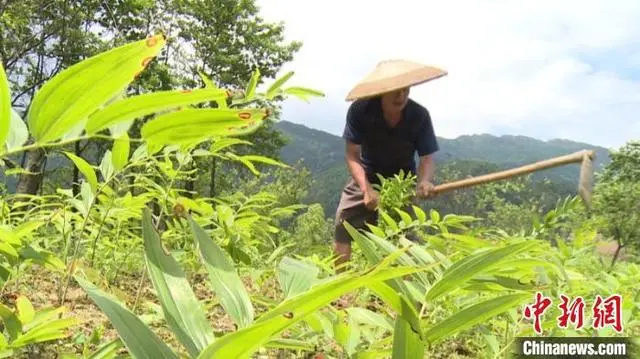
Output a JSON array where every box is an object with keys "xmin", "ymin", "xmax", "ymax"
[{"xmin": 274, "ymin": 120, "xmax": 611, "ymax": 216}]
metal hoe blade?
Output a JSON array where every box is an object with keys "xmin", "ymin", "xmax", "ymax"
[{"xmin": 578, "ymin": 151, "xmax": 595, "ymax": 209}]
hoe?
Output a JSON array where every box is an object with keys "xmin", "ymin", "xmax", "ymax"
[{"xmin": 427, "ymin": 150, "xmax": 597, "ymax": 208}]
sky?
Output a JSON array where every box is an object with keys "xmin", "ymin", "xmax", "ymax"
[{"xmin": 255, "ymin": 0, "xmax": 640, "ymax": 149}]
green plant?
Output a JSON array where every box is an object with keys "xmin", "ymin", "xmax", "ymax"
[
  {"xmin": 373, "ymin": 171, "xmax": 416, "ymax": 216},
  {"xmin": 0, "ymin": 295, "xmax": 77, "ymax": 357},
  {"xmin": 73, "ymin": 207, "xmax": 430, "ymax": 358}
]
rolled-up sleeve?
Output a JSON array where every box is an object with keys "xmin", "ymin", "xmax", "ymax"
[
  {"xmin": 342, "ymin": 102, "xmax": 364, "ymax": 144},
  {"xmin": 416, "ymin": 109, "xmax": 439, "ymax": 156}
]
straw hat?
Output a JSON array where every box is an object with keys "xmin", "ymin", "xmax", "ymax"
[{"xmin": 345, "ymin": 59, "xmax": 447, "ymax": 101}]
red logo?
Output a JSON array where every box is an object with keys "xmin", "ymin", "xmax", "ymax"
[
  {"xmin": 524, "ymin": 292, "xmax": 624, "ymax": 334},
  {"xmin": 557, "ymin": 295, "xmax": 585, "ymax": 329},
  {"xmin": 592, "ymin": 294, "xmax": 623, "ymax": 333},
  {"xmin": 524, "ymin": 292, "xmax": 552, "ymax": 334}
]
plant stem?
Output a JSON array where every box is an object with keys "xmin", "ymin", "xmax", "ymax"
[
  {"xmin": 495, "ymin": 337, "xmax": 516, "ymax": 359},
  {"xmin": 58, "ymin": 163, "xmax": 136, "ymax": 305},
  {"xmin": 89, "ymin": 196, "xmax": 117, "ymax": 267},
  {"xmin": 1, "ymin": 134, "xmax": 143, "ymax": 159},
  {"xmin": 132, "ymin": 264, "xmax": 147, "ymax": 313}
]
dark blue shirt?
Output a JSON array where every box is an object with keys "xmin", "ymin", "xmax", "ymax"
[{"xmin": 342, "ymin": 97, "xmax": 439, "ymax": 184}]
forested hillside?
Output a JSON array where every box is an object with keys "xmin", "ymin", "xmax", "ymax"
[{"xmin": 275, "ymin": 120, "xmax": 611, "ymax": 216}]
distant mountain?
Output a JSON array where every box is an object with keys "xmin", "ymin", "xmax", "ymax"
[{"xmin": 274, "ymin": 120, "xmax": 611, "ymax": 216}]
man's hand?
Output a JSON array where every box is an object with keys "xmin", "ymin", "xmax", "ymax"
[
  {"xmin": 363, "ymin": 187, "xmax": 379, "ymax": 210},
  {"xmin": 416, "ymin": 180, "xmax": 436, "ymax": 199}
]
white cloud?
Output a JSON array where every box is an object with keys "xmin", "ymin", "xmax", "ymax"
[{"xmin": 257, "ymin": 0, "xmax": 640, "ymax": 148}]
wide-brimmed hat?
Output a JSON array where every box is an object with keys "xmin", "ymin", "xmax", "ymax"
[{"xmin": 345, "ymin": 59, "xmax": 447, "ymax": 101}]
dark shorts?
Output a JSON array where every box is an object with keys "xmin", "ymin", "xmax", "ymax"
[{"xmin": 334, "ymin": 178, "xmax": 421, "ymax": 244}]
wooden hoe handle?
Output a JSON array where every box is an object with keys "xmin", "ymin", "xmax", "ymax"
[{"xmin": 432, "ymin": 150, "xmax": 596, "ymax": 194}]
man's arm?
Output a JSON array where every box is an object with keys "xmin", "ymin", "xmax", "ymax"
[
  {"xmin": 415, "ymin": 109, "xmax": 439, "ymax": 198},
  {"xmin": 345, "ymin": 141, "xmax": 372, "ymax": 193},
  {"xmin": 345, "ymin": 141, "xmax": 379, "ymax": 209},
  {"xmin": 417, "ymin": 154, "xmax": 436, "ymax": 185}
]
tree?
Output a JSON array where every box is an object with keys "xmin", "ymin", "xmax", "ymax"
[
  {"xmin": 3, "ymin": 0, "xmax": 301, "ymax": 195},
  {"xmin": 591, "ymin": 141, "xmax": 640, "ymax": 267},
  {"xmin": 169, "ymin": 0, "xmax": 301, "ymax": 196}
]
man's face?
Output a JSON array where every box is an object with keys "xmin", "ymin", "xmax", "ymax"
[{"xmin": 381, "ymin": 87, "xmax": 410, "ymax": 113}]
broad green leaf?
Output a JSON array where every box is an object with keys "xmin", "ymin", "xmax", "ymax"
[
  {"xmin": 142, "ymin": 208, "xmax": 214, "ymax": 356},
  {"xmin": 87, "ymin": 338, "xmax": 124, "ymax": 359},
  {"xmin": 22, "ymin": 306, "xmax": 66, "ymax": 332},
  {"xmin": 365, "ymin": 223, "xmax": 387, "ymax": 238},
  {"xmin": 11, "ymin": 317, "xmax": 78, "ymax": 347},
  {"xmin": 364, "ymin": 231, "xmax": 431, "ymax": 289},
  {"xmin": 0, "ymin": 230, "xmax": 19, "ymax": 245},
  {"xmin": 15, "ymin": 296, "xmax": 35, "ymax": 325},
  {"xmin": 264, "ymin": 338, "xmax": 314, "ymax": 351},
  {"xmin": 0, "ymin": 63, "xmax": 10, "ymax": 147},
  {"xmin": 239, "ymin": 155, "xmax": 289, "ymax": 168},
  {"xmin": 0, "ymin": 303, "xmax": 21, "ymax": 341},
  {"xmin": 426, "ymin": 241, "xmax": 536, "ymax": 301},
  {"xmin": 19, "ymin": 245, "xmax": 65, "ymax": 271},
  {"xmin": 303, "ymin": 312, "xmax": 333, "ymax": 337},
  {"xmin": 398, "ymin": 238, "xmax": 437, "ymax": 266},
  {"xmin": 0, "ymin": 242, "xmax": 18, "ymax": 262},
  {"xmin": 141, "ymin": 108, "xmax": 267, "ymax": 149},
  {"xmin": 245, "ymin": 69, "xmax": 260, "ymax": 100},
  {"xmin": 4, "ymin": 109, "xmax": 28, "ymax": 152},
  {"xmin": 366, "ymin": 281, "xmax": 422, "ymax": 339},
  {"xmin": 197, "ymin": 263, "xmax": 428, "ymax": 359},
  {"xmin": 347, "ymin": 308, "xmax": 393, "ymax": 331},
  {"xmin": 86, "ymin": 88, "xmax": 227, "ymax": 134},
  {"xmin": 334, "ymin": 310, "xmax": 360, "ymax": 356},
  {"xmin": 210, "ymin": 138, "xmax": 252, "ymax": 154},
  {"xmin": 466, "ymin": 275, "xmax": 535, "ymax": 292},
  {"xmin": 345, "ymin": 222, "xmax": 423, "ymax": 336},
  {"xmin": 13, "ymin": 221, "xmax": 44, "ymax": 239},
  {"xmin": 430, "ymin": 209, "xmax": 440, "ymax": 223},
  {"xmin": 225, "ymin": 153, "xmax": 259, "ymax": 175},
  {"xmin": 99, "ymin": 151, "xmax": 114, "ymax": 181},
  {"xmin": 424, "ymin": 293, "xmax": 530, "ymax": 343},
  {"xmin": 63, "ymin": 151, "xmax": 98, "ymax": 193},
  {"xmin": 112, "ymin": 133, "xmax": 130, "ymax": 171},
  {"xmin": 27, "ymin": 35, "xmax": 165, "ymax": 143},
  {"xmin": 379, "ymin": 211, "xmax": 399, "ymax": 232},
  {"xmin": 74, "ymin": 276, "xmax": 178, "ymax": 359},
  {"xmin": 493, "ymin": 258, "xmax": 566, "ymax": 278},
  {"xmin": 392, "ymin": 315, "xmax": 424, "ymax": 359},
  {"xmin": 277, "ymin": 256, "xmax": 320, "ymax": 299},
  {"xmin": 266, "ymin": 71, "xmax": 294, "ymax": 99},
  {"xmin": 0, "ymin": 265, "xmax": 11, "ymax": 282},
  {"xmin": 187, "ymin": 216, "xmax": 254, "ymax": 329},
  {"xmin": 480, "ymin": 328, "xmax": 500, "ymax": 356},
  {"xmin": 108, "ymin": 118, "xmax": 133, "ymax": 138},
  {"xmin": 282, "ymin": 87, "xmax": 325, "ymax": 102},
  {"xmin": 355, "ymin": 350, "xmax": 392, "ymax": 359},
  {"xmin": 412, "ymin": 205, "xmax": 426, "ymax": 222},
  {"xmin": 440, "ymin": 232, "xmax": 488, "ymax": 251},
  {"xmin": 394, "ymin": 208, "xmax": 414, "ymax": 226},
  {"xmin": 197, "ymin": 71, "xmax": 227, "ymax": 108}
]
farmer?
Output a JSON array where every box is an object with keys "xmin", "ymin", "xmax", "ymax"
[{"xmin": 333, "ymin": 59, "xmax": 447, "ymax": 270}]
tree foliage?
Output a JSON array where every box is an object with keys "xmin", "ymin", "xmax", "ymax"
[{"xmin": 592, "ymin": 141, "xmax": 640, "ymax": 266}]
